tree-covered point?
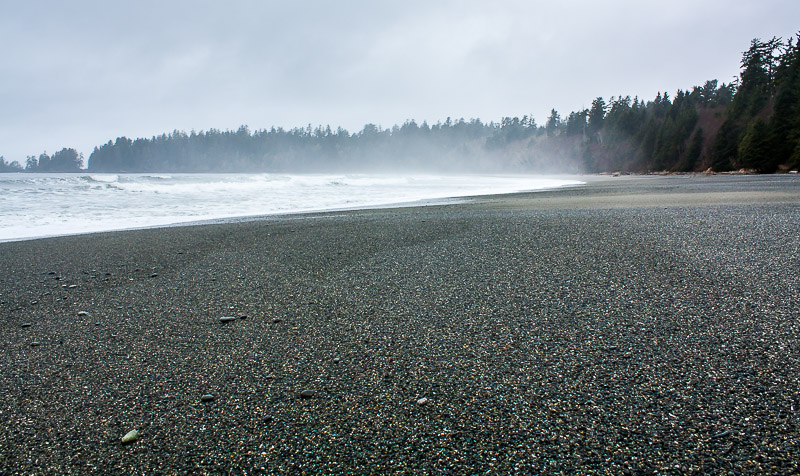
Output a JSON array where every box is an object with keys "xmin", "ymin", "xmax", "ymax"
[
  {"xmin": 0, "ymin": 157, "xmax": 24, "ymax": 172},
  {"xmin": 10, "ymin": 32, "xmax": 800, "ymax": 174},
  {"xmin": 23, "ymin": 148, "xmax": 84, "ymax": 172}
]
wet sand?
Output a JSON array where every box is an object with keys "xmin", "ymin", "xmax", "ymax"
[{"xmin": 1, "ymin": 174, "xmax": 799, "ymax": 474}]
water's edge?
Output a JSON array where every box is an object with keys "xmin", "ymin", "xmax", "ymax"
[{"xmin": 0, "ymin": 173, "xmax": 585, "ymax": 242}]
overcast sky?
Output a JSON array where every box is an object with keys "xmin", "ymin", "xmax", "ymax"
[{"xmin": 1, "ymin": 0, "xmax": 798, "ymax": 162}]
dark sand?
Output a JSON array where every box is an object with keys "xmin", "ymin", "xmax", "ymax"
[{"xmin": 1, "ymin": 175, "xmax": 799, "ymax": 474}]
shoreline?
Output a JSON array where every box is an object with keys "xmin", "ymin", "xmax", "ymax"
[
  {"xmin": 1, "ymin": 174, "xmax": 799, "ymax": 473},
  {"xmin": 4, "ymin": 172, "xmax": 794, "ymax": 244},
  {"xmin": 0, "ymin": 172, "xmax": 586, "ymax": 244}
]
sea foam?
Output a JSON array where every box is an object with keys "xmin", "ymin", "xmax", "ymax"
[{"xmin": 0, "ymin": 173, "xmax": 583, "ymax": 241}]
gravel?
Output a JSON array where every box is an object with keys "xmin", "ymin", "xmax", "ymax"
[{"xmin": 0, "ymin": 174, "xmax": 799, "ymax": 474}]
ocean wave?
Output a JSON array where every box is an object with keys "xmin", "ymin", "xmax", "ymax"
[
  {"xmin": 85, "ymin": 174, "xmax": 120, "ymax": 183},
  {"xmin": 0, "ymin": 173, "xmax": 584, "ymax": 241}
]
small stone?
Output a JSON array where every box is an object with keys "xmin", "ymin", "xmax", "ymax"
[
  {"xmin": 201, "ymin": 394, "xmax": 215, "ymax": 402},
  {"xmin": 150, "ymin": 273, "xmax": 158, "ymax": 278},
  {"xmin": 416, "ymin": 397, "xmax": 428, "ymax": 406},
  {"xmin": 68, "ymin": 284, "xmax": 77, "ymax": 289},
  {"xmin": 333, "ymin": 357, "xmax": 340, "ymax": 364},
  {"xmin": 77, "ymin": 311, "xmax": 90, "ymax": 317},
  {"xmin": 220, "ymin": 316, "xmax": 237, "ymax": 323},
  {"xmin": 21, "ymin": 323, "xmax": 32, "ymax": 328},
  {"xmin": 299, "ymin": 389, "xmax": 314, "ymax": 398},
  {"xmin": 273, "ymin": 317, "xmax": 282, "ymax": 323},
  {"xmin": 264, "ymin": 415, "xmax": 274, "ymax": 423},
  {"xmin": 31, "ymin": 300, "xmax": 38, "ymax": 305},
  {"xmin": 30, "ymin": 341, "xmax": 40, "ymax": 347},
  {"xmin": 95, "ymin": 322, "xmax": 101, "ymax": 326},
  {"xmin": 121, "ymin": 429, "xmax": 139, "ymax": 444},
  {"xmin": 239, "ymin": 315, "xmax": 248, "ymax": 320}
]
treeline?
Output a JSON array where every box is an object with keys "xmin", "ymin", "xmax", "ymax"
[
  {"xmin": 0, "ymin": 157, "xmax": 23, "ymax": 172},
  {"xmin": 577, "ymin": 34, "xmax": 800, "ymax": 173},
  {"xmin": 711, "ymin": 36, "xmax": 800, "ymax": 172},
  {"xmin": 572, "ymin": 82, "xmax": 736, "ymax": 172},
  {"xmin": 5, "ymin": 33, "xmax": 799, "ymax": 174},
  {"xmin": 0, "ymin": 148, "xmax": 84, "ymax": 173},
  {"xmin": 23, "ymin": 149, "xmax": 84, "ymax": 172},
  {"xmin": 87, "ymin": 120, "xmax": 515, "ymax": 173}
]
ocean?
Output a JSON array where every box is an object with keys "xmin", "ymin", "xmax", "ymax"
[{"xmin": 0, "ymin": 173, "xmax": 583, "ymax": 241}]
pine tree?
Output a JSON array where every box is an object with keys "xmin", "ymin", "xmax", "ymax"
[
  {"xmin": 546, "ymin": 109, "xmax": 562, "ymax": 137},
  {"xmin": 588, "ymin": 97, "xmax": 606, "ymax": 137},
  {"xmin": 770, "ymin": 35, "xmax": 800, "ymax": 167},
  {"xmin": 681, "ymin": 127, "xmax": 704, "ymax": 171},
  {"xmin": 738, "ymin": 119, "xmax": 773, "ymax": 172}
]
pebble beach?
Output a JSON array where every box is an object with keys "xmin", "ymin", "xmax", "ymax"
[{"xmin": 1, "ymin": 174, "xmax": 799, "ymax": 474}]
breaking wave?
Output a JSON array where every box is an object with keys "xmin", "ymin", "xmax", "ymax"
[{"xmin": 0, "ymin": 172, "xmax": 583, "ymax": 241}]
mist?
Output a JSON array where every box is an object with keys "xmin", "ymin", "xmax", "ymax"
[
  {"xmin": 85, "ymin": 118, "xmax": 585, "ymax": 175},
  {"xmin": 1, "ymin": 1, "xmax": 797, "ymax": 164}
]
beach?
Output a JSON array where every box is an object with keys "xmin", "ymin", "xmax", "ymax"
[{"xmin": 1, "ymin": 174, "xmax": 798, "ymax": 474}]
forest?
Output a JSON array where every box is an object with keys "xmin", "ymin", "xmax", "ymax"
[
  {"xmin": 4, "ymin": 34, "xmax": 799, "ymax": 174},
  {"xmin": 0, "ymin": 148, "xmax": 84, "ymax": 173}
]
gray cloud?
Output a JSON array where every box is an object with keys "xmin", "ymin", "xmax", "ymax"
[{"xmin": 1, "ymin": 0, "xmax": 798, "ymax": 162}]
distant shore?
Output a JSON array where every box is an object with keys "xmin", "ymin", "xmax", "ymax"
[{"xmin": 1, "ymin": 174, "xmax": 798, "ymax": 474}]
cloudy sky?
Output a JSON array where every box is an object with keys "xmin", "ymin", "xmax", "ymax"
[{"xmin": 1, "ymin": 0, "xmax": 797, "ymax": 162}]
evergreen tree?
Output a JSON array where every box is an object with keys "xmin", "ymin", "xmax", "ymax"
[
  {"xmin": 565, "ymin": 110, "xmax": 588, "ymax": 136},
  {"xmin": 638, "ymin": 119, "xmax": 658, "ymax": 166},
  {"xmin": 733, "ymin": 37, "xmax": 782, "ymax": 117},
  {"xmin": 681, "ymin": 127, "xmax": 704, "ymax": 172},
  {"xmin": 738, "ymin": 118, "xmax": 773, "ymax": 171},
  {"xmin": 588, "ymin": 97, "xmax": 606, "ymax": 136},
  {"xmin": 37, "ymin": 152, "xmax": 51, "ymax": 171},
  {"xmin": 770, "ymin": 35, "xmax": 800, "ymax": 167},
  {"xmin": 546, "ymin": 109, "xmax": 562, "ymax": 137},
  {"xmin": 711, "ymin": 120, "xmax": 740, "ymax": 171}
]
